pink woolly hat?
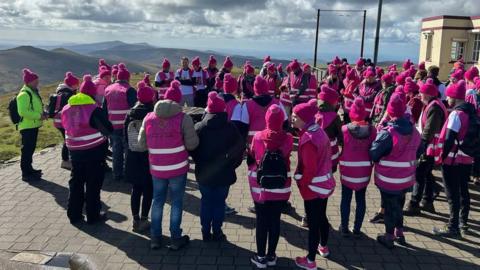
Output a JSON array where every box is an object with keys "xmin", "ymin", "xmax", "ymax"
[
  {"xmin": 396, "ymin": 72, "xmax": 407, "ymax": 86},
  {"xmin": 376, "ymin": 67, "xmax": 385, "ymax": 78},
  {"xmin": 346, "ymin": 68, "xmax": 357, "ymax": 81},
  {"xmin": 302, "ymin": 63, "xmax": 311, "ymax": 72},
  {"xmin": 117, "ymin": 63, "xmax": 130, "ymax": 81},
  {"xmin": 319, "ymin": 84, "xmax": 339, "ymax": 105},
  {"xmin": 356, "ymin": 58, "xmax": 365, "ymax": 68},
  {"xmin": 98, "ymin": 66, "xmax": 111, "ymax": 79},
  {"xmin": 290, "ymin": 59, "xmax": 301, "ymax": 70},
  {"xmin": 64, "ymin": 72, "xmax": 80, "ymax": 88},
  {"xmin": 165, "ymin": 80, "xmax": 182, "ymax": 103},
  {"xmin": 403, "ymin": 77, "xmax": 420, "ymax": 94},
  {"xmin": 277, "ymin": 63, "xmax": 283, "ymax": 73},
  {"xmin": 223, "ymin": 56, "xmax": 233, "ymax": 69},
  {"xmin": 265, "ymin": 104, "xmax": 285, "ymax": 131},
  {"xmin": 254, "ymin": 75, "xmax": 269, "ymax": 96},
  {"xmin": 389, "ymin": 64, "xmax": 397, "ymax": 72},
  {"xmin": 364, "ymin": 67, "xmax": 375, "ymax": 78},
  {"xmin": 98, "ymin": 59, "xmax": 111, "ymax": 73},
  {"xmin": 349, "ymin": 97, "xmax": 368, "ymax": 122},
  {"xmin": 80, "ymin": 75, "xmax": 97, "ymax": 97},
  {"xmin": 223, "ymin": 73, "xmax": 238, "ymax": 94},
  {"xmin": 450, "ymin": 69, "xmax": 464, "ymax": 81},
  {"xmin": 418, "ymin": 61, "xmax": 426, "ymax": 71},
  {"xmin": 208, "ymin": 55, "xmax": 217, "ymax": 66},
  {"xmin": 402, "ymin": 59, "xmax": 413, "ymax": 70},
  {"xmin": 263, "ymin": 55, "xmax": 271, "ymax": 63},
  {"xmin": 22, "ymin": 68, "xmax": 39, "ymax": 84},
  {"xmin": 446, "ymin": 80, "xmax": 467, "ymax": 100},
  {"xmin": 419, "ymin": 78, "xmax": 438, "ymax": 97},
  {"xmin": 207, "ymin": 92, "xmax": 226, "ymax": 113},
  {"xmin": 111, "ymin": 65, "xmax": 118, "ymax": 76},
  {"xmin": 267, "ymin": 63, "xmax": 276, "ymax": 73},
  {"xmin": 293, "ymin": 99, "xmax": 318, "ymax": 124},
  {"xmin": 136, "ymin": 82, "xmax": 155, "ymax": 104},
  {"xmin": 381, "ymin": 72, "xmax": 395, "ymax": 85},
  {"xmin": 464, "ymin": 66, "xmax": 479, "ymax": 81},
  {"xmin": 245, "ymin": 64, "xmax": 255, "ymax": 74},
  {"xmin": 192, "ymin": 56, "xmax": 201, "ymax": 67},
  {"xmin": 387, "ymin": 93, "xmax": 406, "ymax": 118},
  {"xmin": 332, "ymin": 56, "xmax": 342, "ymax": 66},
  {"xmin": 142, "ymin": 74, "xmax": 151, "ymax": 87},
  {"xmin": 162, "ymin": 58, "xmax": 171, "ymax": 69}
]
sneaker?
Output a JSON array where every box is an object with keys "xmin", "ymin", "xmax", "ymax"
[
  {"xmin": 133, "ymin": 218, "xmax": 150, "ymax": 233},
  {"xmin": 22, "ymin": 174, "xmax": 41, "ymax": 182},
  {"xmin": 150, "ymin": 237, "xmax": 162, "ymax": 250},
  {"xmin": 132, "ymin": 219, "xmax": 140, "ymax": 232},
  {"xmin": 250, "ymin": 255, "xmax": 267, "ymax": 269},
  {"xmin": 248, "ymin": 206, "xmax": 256, "ymax": 213},
  {"xmin": 266, "ymin": 255, "xmax": 277, "ymax": 267},
  {"xmin": 395, "ymin": 235, "xmax": 407, "ymax": 245},
  {"xmin": 61, "ymin": 160, "xmax": 72, "ymax": 170},
  {"xmin": 31, "ymin": 169, "xmax": 42, "ymax": 176},
  {"xmin": 168, "ymin": 235, "xmax": 190, "ymax": 251},
  {"xmin": 433, "ymin": 226, "xmax": 461, "ymax": 238},
  {"xmin": 474, "ymin": 178, "xmax": 480, "ymax": 186},
  {"xmin": 87, "ymin": 211, "xmax": 108, "ymax": 225},
  {"xmin": 420, "ymin": 201, "xmax": 435, "ymax": 213},
  {"xmin": 212, "ymin": 231, "xmax": 227, "ymax": 242},
  {"xmin": 317, "ymin": 245, "xmax": 330, "ymax": 258},
  {"xmin": 295, "ymin": 256, "xmax": 317, "ymax": 270},
  {"xmin": 403, "ymin": 203, "xmax": 421, "ymax": 216},
  {"xmin": 460, "ymin": 225, "xmax": 469, "ymax": 235},
  {"xmin": 202, "ymin": 232, "xmax": 212, "ymax": 242},
  {"xmin": 377, "ymin": 234, "xmax": 395, "ymax": 249},
  {"xmin": 352, "ymin": 229, "xmax": 363, "ymax": 238},
  {"xmin": 225, "ymin": 204, "xmax": 236, "ymax": 215},
  {"xmin": 369, "ymin": 212, "xmax": 384, "ymax": 224},
  {"xmin": 339, "ymin": 226, "xmax": 351, "ymax": 238},
  {"xmin": 301, "ymin": 217, "xmax": 308, "ymax": 228}
]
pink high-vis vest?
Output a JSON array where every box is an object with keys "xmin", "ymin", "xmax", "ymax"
[
  {"xmin": 372, "ymin": 90, "xmax": 387, "ymax": 119},
  {"xmin": 62, "ymin": 104, "xmax": 107, "ymax": 151},
  {"xmin": 94, "ymin": 77, "xmax": 109, "ymax": 106},
  {"xmin": 265, "ymin": 75, "xmax": 278, "ymax": 96},
  {"xmin": 318, "ymin": 111, "xmax": 340, "ymax": 166},
  {"xmin": 419, "ymin": 99, "xmax": 447, "ymax": 163},
  {"xmin": 245, "ymin": 99, "xmax": 280, "ymax": 144},
  {"xmin": 374, "ymin": 127, "xmax": 421, "ymax": 192},
  {"xmin": 438, "ymin": 110, "xmax": 474, "ymax": 165},
  {"xmin": 53, "ymin": 95, "xmax": 64, "ymax": 129},
  {"xmin": 358, "ymin": 82, "xmax": 378, "ymax": 114},
  {"xmin": 248, "ymin": 132, "xmax": 293, "ymax": 203},
  {"xmin": 105, "ymin": 82, "xmax": 131, "ymax": 129},
  {"xmin": 280, "ymin": 92, "xmax": 292, "ymax": 108},
  {"xmin": 342, "ymin": 78, "xmax": 360, "ymax": 112},
  {"xmin": 295, "ymin": 124, "xmax": 336, "ymax": 200},
  {"xmin": 157, "ymin": 87, "xmax": 168, "ymax": 100},
  {"xmin": 339, "ymin": 125, "xmax": 376, "ymax": 191},
  {"xmin": 144, "ymin": 112, "xmax": 189, "ymax": 179},
  {"xmin": 226, "ymin": 98, "xmax": 239, "ymax": 121},
  {"xmin": 157, "ymin": 71, "xmax": 175, "ymax": 87}
]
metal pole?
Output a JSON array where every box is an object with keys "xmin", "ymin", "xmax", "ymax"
[
  {"xmin": 361, "ymin": 10, "xmax": 366, "ymax": 58},
  {"xmin": 373, "ymin": 0, "xmax": 383, "ymax": 65},
  {"xmin": 314, "ymin": 9, "xmax": 320, "ymax": 68}
]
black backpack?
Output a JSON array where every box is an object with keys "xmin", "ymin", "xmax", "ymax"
[
  {"xmin": 458, "ymin": 110, "xmax": 480, "ymax": 158},
  {"xmin": 8, "ymin": 90, "xmax": 33, "ymax": 126},
  {"xmin": 256, "ymin": 149, "xmax": 288, "ymax": 189}
]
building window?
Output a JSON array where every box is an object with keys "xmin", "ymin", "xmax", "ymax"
[
  {"xmin": 451, "ymin": 41, "xmax": 465, "ymax": 61},
  {"xmin": 426, "ymin": 34, "xmax": 433, "ymax": 61},
  {"xmin": 473, "ymin": 34, "xmax": 480, "ymax": 62}
]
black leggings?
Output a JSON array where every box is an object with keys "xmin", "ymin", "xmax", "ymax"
[
  {"xmin": 57, "ymin": 128, "xmax": 69, "ymax": 161},
  {"xmin": 127, "ymin": 151, "xmax": 153, "ymax": 219},
  {"xmin": 305, "ymin": 198, "xmax": 329, "ymax": 261},
  {"xmin": 255, "ymin": 201, "xmax": 285, "ymax": 257}
]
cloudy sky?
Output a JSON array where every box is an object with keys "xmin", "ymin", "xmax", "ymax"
[{"xmin": 0, "ymin": 0, "xmax": 479, "ymax": 62}]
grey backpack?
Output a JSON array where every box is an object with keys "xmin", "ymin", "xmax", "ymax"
[{"xmin": 127, "ymin": 120, "xmax": 144, "ymax": 152}]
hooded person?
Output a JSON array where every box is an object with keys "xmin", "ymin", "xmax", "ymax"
[
  {"xmin": 233, "ymin": 75, "xmax": 288, "ymax": 144},
  {"xmin": 219, "ymin": 73, "xmax": 241, "ymax": 120},
  {"xmin": 339, "ymin": 97, "xmax": 377, "ymax": 237},
  {"xmin": 238, "ymin": 64, "xmax": 256, "ymax": 99},
  {"xmin": 155, "ymin": 58, "xmax": 175, "ymax": 99},
  {"xmin": 174, "ymin": 57, "xmax": 196, "ymax": 107},
  {"xmin": 433, "ymin": 80, "xmax": 475, "ymax": 237},
  {"xmin": 341, "ymin": 67, "xmax": 361, "ymax": 122},
  {"xmin": 317, "ymin": 84, "xmax": 342, "ymax": 172},
  {"xmin": 61, "ymin": 74, "xmax": 113, "ymax": 225},
  {"xmin": 93, "ymin": 67, "xmax": 112, "ymax": 106},
  {"xmin": 137, "ymin": 79, "xmax": 199, "ymax": 251},
  {"xmin": 47, "ymin": 71, "xmax": 80, "ymax": 170},
  {"xmin": 369, "ymin": 92, "xmax": 421, "ymax": 249},
  {"xmin": 16, "ymin": 68, "xmax": 45, "ymax": 182},
  {"xmin": 371, "ymin": 72, "xmax": 396, "ymax": 125},
  {"xmin": 403, "ymin": 77, "xmax": 423, "ymax": 123},
  {"xmin": 354, "ymin": 67, "xmax": 382, "ymax": 118},
  {"xmin": 247, "ymin": 104, "xmax": 293, "ymax": 268},
  {"xmin": 404, "ymin": 78, "xmax": 448, "ymax": 216},
  {"xmin": 124, "ymin": 81, "xmax": 155, "ymax": 233},
  {"xmin": 191, "ymin": 92, "xmax": 244, "ymax": 243},
  {"xmin": 292, "ymin": 100, "xmax": 336, "ymax": 269},
  {"xmin": 205, "ymin": 55, "xmax": 219, "ymax": 92}
]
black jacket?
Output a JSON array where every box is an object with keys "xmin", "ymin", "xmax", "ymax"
[{"xmin": 191, "ymin": 112, "xmax": 245, "ymax": 187}]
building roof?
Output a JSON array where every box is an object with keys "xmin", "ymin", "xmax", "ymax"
[{"xmin": 422, "ymin": 15, "xmax": 480, "ymax": 22}]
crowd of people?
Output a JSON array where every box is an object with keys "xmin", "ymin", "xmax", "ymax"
[{"xmin": 12, "ymin": 53, "xmax": 479, "ymax": 270}]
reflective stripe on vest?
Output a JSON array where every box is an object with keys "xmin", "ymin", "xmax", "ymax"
[
  {"xmin": 339, "ymin": 161, "xmax": 371, "ymax": 167},
  {"xmin": 375, "ymin": 172, "xmax": 413, "ymax": 184},
  {"xmin": 365, "ymin": 107, "xmax": 373, "ymax": 113},
  {"xmin": 281, "ymin": 98, "xmax": 292, "ymax": 104},
  {"xmin": 67, "ymin": 137, "xmax": 106, "ymax": 150},
  {"xmin": 150, "ymin": 160, "xmax": 189, "ymax": 172},
  {"xmin": 248, "ymin": 131, "xmax": 259, "ymax": 136},
  {"xmin": 331, "ymin": 151, "xmax": 340, "ymax": 160},
  {"xmin": 330, "ymin": 138, "xmax": 337, "ymax": 147},
  {"xmin": 308, "ymin": 185, "xmax": 332, "ymax": 195},
  {"xmin": 149, "ymin": 146, "xmax": 186, "ymax": 154},
  {"xmin": 54, "ymin": 119, "xmax": 62, "ymax": 123},
  {"xmin": 109, "ymin": 109, "xmax": 130, "ymax": 115},
  {"xmin": 293, "ymin": 173, "xmax": 332, "ymax": 183},
  {"xmin": 448, "ymin": 150, "xmax": 470, "ymax": 158},
  {"xmin": 248, "ymin": 171, "xmax": 293, "ymax": 178},
  {"xmin": 251, "ymin": 187, "xmax": 291, "ymax": 194},
  {"xmin": 66, "ymin": 132, "xmax": 103, "ymax": 141},
  {"xmin": 341, "ymin": 175, "xmax": 370, "ymax": 183},
  {"xmin": 111, "ymin": 120, "xmax": 125, "ymax": 125},
  {"xmin": 378, "ymin": 160, "xmax": 416, "ymax": 168}
]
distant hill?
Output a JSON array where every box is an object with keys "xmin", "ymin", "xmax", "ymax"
[{"xmin": 0, "ymin": 46, "xmax": 153, "ymax": 93}]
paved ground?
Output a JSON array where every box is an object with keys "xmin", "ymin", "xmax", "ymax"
[{"xmin": 0, "ymin": 146, "xmax": 479, "ymax": 270}]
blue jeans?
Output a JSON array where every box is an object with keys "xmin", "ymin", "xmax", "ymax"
[
  {"xmin": 110, "ymin": 129, "xmax": 126, "ymax": 178},
  {"xmin": 340, "ymin": 185, "xmax": 366, "ymax": 232},
  {"xmin": 151, "ymin": 174, "xmax": 187, "ymax": 239},
  {"xmin": 199, "ymin": 185, "xmax": 229, "ymax": 235}
]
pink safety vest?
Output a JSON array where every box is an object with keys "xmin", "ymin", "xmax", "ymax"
[
  {"xmin": 248, "ymin": 132, "xmax": 293, "ymax": 202},
  {"xmin": 358, "ymin": 82, "xmax": 379, "ymax": 114},
  {"xmin": 245, "ymin": 99, "xmax": 280, "ymax": 143},
  {"xmin": 104, "ymin": 82, "xmax": 131, "ymax": 129},
  {"xmin": 157, "ymin": 71, "xmax": 174, "ymax": 88},
  {"xmin": 144, "ymin": 112, "xmax": 189, "ymax": 179},
  {"xmin": 318, "ymin": 111, "xmax": 340, "ymax": 166},
  {"xmin": 62, "ymin": 104, "xmax": 107, "ymax": 151},
  {"xmin": 438, "ymin": 110, "xmax": 474, "ymax": 165},
  {"xmin": 374, "ymin": 127, "xmax": 421, "ymax": 192},
  {"xmin": 339, "ymin": 125, "xmax": 376, "ymax": 191},
  {"xmin": 342, "ymin": 78, "xmax": 359, "ymax": 111},
  {"xmin": 265, "ymin": 74, "xmax": 278, "ymax": 96},
  {"xmin": 226, "ymin": 98, "xmax": 239, "ymax": 121},
  {"xmin": 280, "ymin": 92, "xmax": 292, "ymax": 108},
  {"xmin": 295, "ymin": 124, "xmax": 336, "ymax": 200},
  {"xmin": 419, "ymin": 99, "xmax": 447, "ymax": 163},
  {"xmin": 372, "ymin": 90, "xmax": 387, "ymax": 119},
  {"xmin": 94, "ymin": 78, "xmax": 109, "ymax": 106},
  {"xmin": 53, "ymin": 95, "xmax": 64, "ymax": 129}
]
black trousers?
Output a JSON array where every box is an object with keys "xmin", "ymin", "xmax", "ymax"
[
  {"xmin": 442, "ymin": 164, "xmax": 471, "ymax": 229},
  {"xmin": 381, "ymin": 191, "xmax": 406, "ymax": 235},
  {"xmin": 472, "ymin": 156, "xmax": 480, "ymax": 178},
  {"xmin": 20, "ymin": 128, "xmax": 39, "ymax": 176},
  {"xmin": 305, "ymin": 198, "xmax": 329, "ymax": 261},
  {"xmin": 67, "ymin": 159, "xmax": 105, "ymax": 222},
  {"xmin": 57, "ymin": 128, "xmax": 69, "ymax": 161},
  {"xmin": 194, "ymin": 89, "xmax": 208, "ymax": 108},
  {"xmin": 254, "ymin": 201, "xmax": 285, "ymax": 257},
  {"xmin": 126, "ymin": 151, "xmax": 153, "ymax": 219},
  {"xmin": 411, "ymin": 156, "xmax": 435, "ymax": 205}
]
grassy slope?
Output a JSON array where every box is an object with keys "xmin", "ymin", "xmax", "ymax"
[{"xmin": 0, "ymin": 68, "xmax": 245, "ymax": 162}]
